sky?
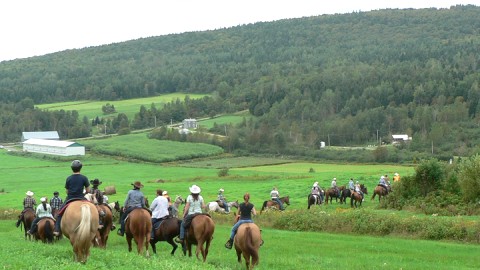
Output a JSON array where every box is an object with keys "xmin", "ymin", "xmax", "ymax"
[{"xmin": 1, "ymin": 0, "xmax": 479, "ymax": 62}]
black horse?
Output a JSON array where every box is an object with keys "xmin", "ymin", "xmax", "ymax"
[
  {"xmin": 150, "ymin": 217, "xmax": 182, "ymax": 255},
  {"xmin": 340, "ymin": 189, "xmax": 352, "ymax": 204}
]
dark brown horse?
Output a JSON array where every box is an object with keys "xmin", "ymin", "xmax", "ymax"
[
  {"xmin": 371, "ymin": 185, "xmax": 391, "ymax": 202},
  {"xmin": 325, "ymin": 186, "xmax": 344, "ymax": 204},
  {"xmin": 351, "ymin": 184, "xmax": 368, "ymax": 208},
  {"xmin": 19, "ymin": 208, "xmax": 36, "ymax": 240},
  {"xmin": 125, "ymin": 208, "xmax": 152, "ymax": 257},
  {"xmin": 307, "ymin": 193, "xmax": 322, "ymax": 209},
  {"xmin": 35, "ymin": 217, "xmax": 55, "ymax": 243},
  {"xmin": 94, "ymin": 204, "xmax": 113, "ymax": 248},
  {"xmin": 260, "ymin": 196, "xmax": 290, "ymax": 213},
  {"xmin": 184, "ymin": 214, "xmax": 215, "ymax": 262},
  {"xmin": 234, "ymin": 223, "xmax": 262, "ymax": 270},
  {"xmin": 340, "ymin": 189, "xmax": 352, "ymax": 204},
  {"xmin": 150, "ymin": 217, "xmax": 182, "ymax": 255},
  {"xmin": 61, "ymin": 201, "xmax": 99, "ymax": 263}
]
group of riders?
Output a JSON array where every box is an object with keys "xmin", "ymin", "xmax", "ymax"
[{"xmin": 308, "ymin": 173, "xmax": 399, "ymax": 204}]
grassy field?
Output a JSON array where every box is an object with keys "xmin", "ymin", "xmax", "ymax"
[
  {"xmin": 197, "ymin": 111, "xmax": 252, "ymax": 129},
  {"xmin": 36, "ymin": 93, "xmax": 208, "ymax": 120}
]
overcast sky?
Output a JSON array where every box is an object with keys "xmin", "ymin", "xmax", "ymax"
[{"xmin": 0, "ymin": 0, "xmax": 479, "ymax": 62}]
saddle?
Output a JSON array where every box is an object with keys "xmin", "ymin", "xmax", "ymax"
[
  {"xmin": 183, "ymin": 213, "xmax": 211, "ymax": 229},
  {"xmin": 57, "ymin": 198, "xmax": 90, "ymax": 216},
  {"xmin": 152, "ymin": 216, "xmax": 170, "ymax": 231},
  {"xmin": 216, "ymin": 200, "xmax": 225, "ymax": 208}
]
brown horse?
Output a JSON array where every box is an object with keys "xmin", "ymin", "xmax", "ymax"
[
  {"xmin": 184, "ymin": 214, "xmax": 215, "ymax": 262},
  {"xmin": 234, "ymin": 223, "xmax": 262, "ymax": 270},
  {"xmin": 325, "ymin": 186, "xmax": 344, "ymax": 204},
  {"xmin": 61, "ymin": 201, "xmax": 99, "ymax": 263},
  {"xmin": 19, "ymin": 208, "xmax": 36, "ymax": 240},
  {"xmin": 94, "ymin": 204, "xmax": 113, "ymax": 248},
  {"xmin": 371, "ymin": 185, "xmax": 391, "ymax": 202},
  {"xmin": 307, "ymin": 193, "xmax": 322, "ymax": 209},
  {"xmin": 260, "ymin": 196, "xmax": 290, "ymax": 213},
  {"xmin": 150, "ymin": 217, "xmax": 182, "ymax": 255},
  {"xmin": 351, "ymin": 184, "xmax": 368, "ymax": 208},
  {"xmin": 35, "ymin": 217, "xmax": 55, "ymax": 243},
  {"xmin": 125, "ymin": 208, "xmax": 152, "ymax": 257}
]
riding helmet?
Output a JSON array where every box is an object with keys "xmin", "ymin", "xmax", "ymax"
[{"xmin": 71, "ymin": 160, "xmax": 83, "ymax": 170}]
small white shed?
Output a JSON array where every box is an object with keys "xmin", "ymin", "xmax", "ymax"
[{"xmin": 22, "ymin": 138, "xmax": 85, "ymax": 156}]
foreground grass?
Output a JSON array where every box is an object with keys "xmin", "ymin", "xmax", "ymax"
[{"xmin": 2, "ymin": 221, "xmax": 479, "ymax": 270}]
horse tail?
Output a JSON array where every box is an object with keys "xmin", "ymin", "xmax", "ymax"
[
  {"xmin": 260, "ymin": 201, "xmax": 267, "ymax": 213},
  {"xmin": 245, "ymin": 227, "xmax": 259, "ymax": 266},
  {"xmin": 45, "ymin": 220, "xmax": 54, "ymax": 243},
  {"xmin": 74, "ymin": 204, "xmax": 93, "ymax": 258}
]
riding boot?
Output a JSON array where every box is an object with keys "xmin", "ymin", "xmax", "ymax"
[
  {"xmin": 225, "ymin": 238, "xmax": 233, "ymax": 249},
  {"xmin": 53, "ymin": 215, "xmax": 62, "ymax": 236}
]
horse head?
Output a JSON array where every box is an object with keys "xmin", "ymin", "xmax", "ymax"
[
  {"xmin": 231, "ymin": 200, "xmax": 239, "ymax": 209},
  {"xmin": 175, "ymin": 195, "xmax": 185, "ymax": 205},
  {"xmin": 283, "ymin": 196, "xmax": 290, "ymax": 205}
]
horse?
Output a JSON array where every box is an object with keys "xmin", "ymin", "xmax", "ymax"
[
  {"xmin": 260, "ymin": 196, "xmax": 290, "ymax": 213},
  {"xmin": 234, "ymin": 223, "xmax": 262, "ymax": 270},
  {"xmin": 94, "ymin": 204, "xmax": 113, "ymax": 248},
  {"xmin": 371, "ymin": 185, "xmax": 391, "ymax": 202},
  {"xmin": 19, "ymin": 208, "xmax": 36, "ymax": 240},
  {"xmin": 150, "ymin": 217, "xmax": 182, "ymax": 255},
  {"xmin": 351, "ymin": 184, "xmax": 368, "ymax": 208},
  {"xmin": 108, "ymin": 201, "xmax": 121, "ymax": 219},
  {"xmin": 325, "ymin": 186, "xmax": 344, "ymax": 204},
  {"xmin": 35, "ymin": 217, "xmax": 55, "ymax": 243},
  {"xmin": 170, "ymin": 195, "xmax": 185, "ymax": 218},
  {"xmin": 125, "ymin": 208, "xmax": 152, "ymax": 257},
  {"xmin": 206, "ymin": 200, "xmax": 239, "ymax": 214},
  {"xmin": 307, "ymin": 193, "xmax": 322, "ymax": 209},
  {"xmin": 340, "ymin": 189, "xmax": 352, "ymax": 204},
  {"xmin": 61, "ymin": 200, "xmax": 99, "ymax": 263},
  {"xmin": 184, "ymin": 214, "xmax": 215, "ymax": 262}
]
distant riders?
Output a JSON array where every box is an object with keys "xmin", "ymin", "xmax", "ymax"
[
  {"xmin": 378, "ymin": 175, "xmax": 389, "ymax": 194},
  {"xmin": 16, "ymin": 191, "xmax": 36, "ymax": 228},
  {"xmin": 270, "ymin": 187, "xmax": 284, "ymax": 211},
  {"xmin": 217, "ymin": 188, "xmax": 229, "ymax": 213},
  {"xmin": 331, "ymin": 177, "xmax": 341, "ymax": 197},
  {"xmin": 311, "ymin": 182, "xmax": 323, "ymax": 204}
]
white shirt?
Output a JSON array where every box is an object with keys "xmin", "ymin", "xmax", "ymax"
[
  {"xmin": 150, "ymin": 195, "xmax": 169, "ymax": 219},
  {"xmin": 186, "ymin": 195, "xmax": 204, "ymax": 215},
  {"xmin": 270, "ymin": 190, "xmax": 280, "ymax": 199},
  {"xmin": 36, "ymin": 203, "xmax": 53, "ymax": 218}
]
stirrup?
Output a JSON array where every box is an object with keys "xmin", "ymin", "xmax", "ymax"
[{"xmin": 174, "ymin": 237, "xmax": 184, "ymax": 243}]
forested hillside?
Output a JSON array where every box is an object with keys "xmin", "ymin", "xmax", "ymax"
[{"xmin": 1, "ymin": 5, "xmax": 479, "ymax": 161}]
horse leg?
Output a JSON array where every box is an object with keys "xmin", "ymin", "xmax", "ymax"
[
  {"xmin": 167, "ymin": 238, "xmax": 178, "ymax": 255},
  {"xmin": 243, "ymin": 252, "xmax": 251, "ymax": 270},
  {"xmin": 127, "ymin": 235, "xmax": 133, "ymax": 252},
  {"xmin": 150, "ymin": 239, "xmax": 157, "ymax": 254}
]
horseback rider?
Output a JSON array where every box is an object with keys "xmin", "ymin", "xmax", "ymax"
[
  {"xmin": 54, "ymin": 160, "xmax": 91, "ymax": 236},
  {"xmin": 225, "ymin": 193, "xmax": 263, "ymax": 249},
  {"xmin": 354, "ymin": 181, "xmax": 364, "ymax": 201},
  {"xmin": 348, "ymin": 178, "xmax": 355, "ymax": 191},
  {"xmin": 50, "ymin": 191, "xmax": 63, "ymax": 215},
  {"xmin": 27, "ymin": 197, "xmax": 54, "ymax": 235},
  {"xmin": 311, "ymin": 182, "xmax": 323, "ymax": 203},
  {"xmin": 270, "ymin": 187, "xmax": 284, "ymax": 210},
  {"xmin": 150, "ymin": 189, "xmax": 169, "ymax": 240},
  {"xmin": 175, "ymin": 184, "xmax": 206, "ymax": 246},
  {"xmin": 378, "ymin": 175, "xmax": 389, "ymax": 194},
  {"xmin": 16, "ymin": 190, "xmax": 36, "ymax": 227},
  {"xmin": 393, "ymin": 172, "xmax": 401, "ymax": 182},
  {"xmin": 117, "ymin": 181, "xmax": 146, "ymax": 236},
  {"xmin": 217, "ymin": 188, "xmax": 229, "ymax": 213},
  {"xmin": 331, "ymin": 177, "xmax": 341, "ymax": 197},
  {"xmin": 89, "ymin": 178, "xmax": 104, "ymax": 205}
]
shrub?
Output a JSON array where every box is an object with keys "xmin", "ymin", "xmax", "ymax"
[
  {"xmin": 218, "ymin": 167, "xmax": 229, "ymax": 177},
  {"xmin": 456, "ymin": 154, "xmax": 480, "ymax": 203}
]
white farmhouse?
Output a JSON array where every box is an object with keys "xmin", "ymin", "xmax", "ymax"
[{"xmin": 22, "ymin": 138, "xmax": 85, "ymax": 156}]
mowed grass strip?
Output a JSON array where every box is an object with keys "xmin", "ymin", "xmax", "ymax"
[
  {"xmin": 81, "ymin": 133, "xmax": 224, "ymax": 163},
  {"xmin": 37, "ymin": 93, "xmax": 209, "ymax": 120}
]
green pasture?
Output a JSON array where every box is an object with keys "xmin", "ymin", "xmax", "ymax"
[
  {"xmin": 1, "ymin": 221, "xmax": 479, "ymax": 269},
  {"xmin": 36, "ymin": 93, "xmax": 208, "ymax": 120},
  {"xmin": 197, "ymin": 111, "xmax": 252, "ymax": 129}
]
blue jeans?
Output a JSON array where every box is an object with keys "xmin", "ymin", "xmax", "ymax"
[
  {"xmin": 220, "ymin": 199, "xmax": 229, "ymax": 212},
  {"xmin": 273, "ymin": 198, "xmax": 284, "ymax": 210},
  {"xmin": 230, "ymin": 219, "xmax": 253, "ymax": 240}
]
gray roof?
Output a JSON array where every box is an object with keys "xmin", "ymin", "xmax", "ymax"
[
  {"xmin": 22, "ymin": 131, "xmax": 59, "ymax": 141},
  {"xmin": 23, "ymin": 138, "xmax": 83, "ymax": 148}
]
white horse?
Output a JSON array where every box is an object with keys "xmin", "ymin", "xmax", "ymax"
[{"xmin": 206, "ymin": 200, "xmax": 239, "ymax": 214}]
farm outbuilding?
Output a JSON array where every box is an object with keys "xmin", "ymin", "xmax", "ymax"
[
  {"xmin": 182, "ymin": 118, "xmax": 197, "ymax": 129},
  {"xmin": 392, "ymin": 134, "xmax": 412, "ymax": 144},
  {"xmin": 21, "ymin": 131, "xmax": 60, "ymax": 142},
  {"xmin": 22, "ymin": 138, "xmax": 85, "ymax": 156}
]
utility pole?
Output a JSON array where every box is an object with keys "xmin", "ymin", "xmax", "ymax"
[
  {"xmin": 154, "ymin": 115, "xmax": 157, "ymax": 127},
  {"xmin": 104, "ymin": 123, "xmax": 107, "ymax": 135},
  {"xmin": 377, "ymin": 129, "xmax": 379, "ymax": 145}
]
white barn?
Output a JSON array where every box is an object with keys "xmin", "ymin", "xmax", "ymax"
[
  {"xmin": 21, "ymin": 131, "xmax": 59, "ymax": 142},
  {"xmin": 22, "ymin": 138, "xmax": 85, "ymax": 156}
]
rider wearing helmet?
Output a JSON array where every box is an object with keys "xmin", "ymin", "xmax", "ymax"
[{"xmin": 53, "ymin": 160, "xmax": 91, "ymax": 236}]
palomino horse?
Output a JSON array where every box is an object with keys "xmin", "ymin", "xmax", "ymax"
[
  {"xmin": 35, "ymin": 217, "xmax": 55, "ymax": 243},
  {"xmin": 206, "ymin": 200, "xmax": 239, "ymax": 214},
  {"xmin": 184, "ymin": 214, "xmax": 215, "ymax": 262},
  {"xmin": 170, "ymin": 195, "xmax": 185, "ymax": 218},
  {"xmin": 325, "ymin": 186, "xmax": 344, "ymax": 204},
  {"xmin": 260, "ymin": 196, "xmax": 290, "ymax": 213},
  {"xmin": 19, "ymin": 208, "xmax": 36, "ymax": 240},
  {"xmin": 307, "ymin": 194, "xmax": 322, "ymax": 209},
  {"xmin": 94, "ymin": 204, "xmax": 113, "ymax": 248},
  {"xmin": 234, "ymin": 223, "xmax": 262, "ymax": 270},
  {"xmin": 351, "ymin": 184, "xmax": 368, "ymax": 208},
  {"xmin": 125, "ymin": 208, "xmax": 152, "ymax": 257},
  {"xmin": 150, "ymin": 217, "xmax": 182, "ymax": 255},
  {"xmin": 371, "ymin": 185, "xmax": 391, "ymax": 202},
  {"xmin": 61, "ymin": 200, "xmax": 99, "ymax": 263}
]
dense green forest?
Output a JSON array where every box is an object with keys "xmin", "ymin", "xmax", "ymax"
[{"xmin": 1, "ymin": 5, "xmax": 479, "ymax": 161}]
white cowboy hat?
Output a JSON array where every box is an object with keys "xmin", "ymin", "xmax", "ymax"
[
  {"xmin": 40, "ymin": 197, "xmax": 47, "ymax": 202},
  {"xmin": 189, "ymin": 185, "xmax": 201, "ymax": 194},
  {"xmin": 219, "ymin": 188, "xmax": 224, "ymax": 192},
  {"xmin": 26, "ymin": 191, "xmax": 34, "ymax": 196},
  {"xmin": 333, "ymin": 178, "xmax": 336, "ymax": 181},
  {"xmin": 381, "ymin": 175, "xmax": 385, "ymax": 179},
  {"xmin": 313, "ymin": 183, "xmax": 318, "ymax": 187},
  {"xmin": 162, "ymin": 191, "xmax": 168, "ymax": 195},
  {"xmin": 394, "ymin": 173, "xmax": 399, "ymax": 176},
  {"xmin": 356, "ymin": 181, "xmax": 359, "ymax": 184}
]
